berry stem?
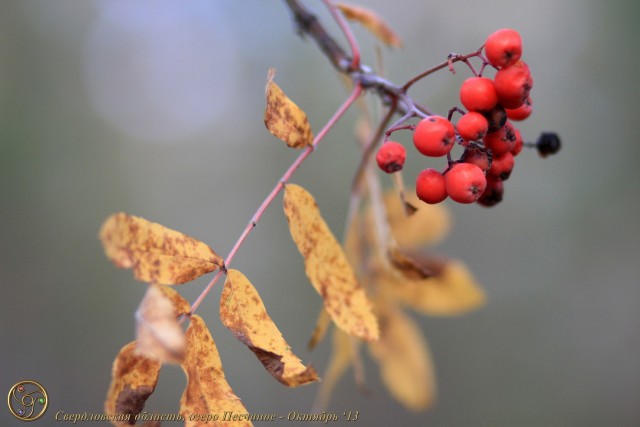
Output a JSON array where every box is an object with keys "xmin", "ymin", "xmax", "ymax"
[
  {"xmin": 189, "ymin": 84, "xmax": 364, "ymax": 315},
  {"xmin": 401, "ymin": 48, "xmax": 484, "ymax": 92},
  {"xmin": 323, "ymin": 0, "xmax": 361, "ymax": 70}
]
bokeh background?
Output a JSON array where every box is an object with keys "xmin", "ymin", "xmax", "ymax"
[{"xmin": 1, "ymin": 1, "xmax": 639, "ymax": 426}]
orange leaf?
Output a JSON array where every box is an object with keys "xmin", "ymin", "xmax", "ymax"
[
  {"xmin": 180, "ymin": 315, "xmax": 251, "ymax": 427},
  {"xmin": 283, "ymin": 184, "xmax": 379, "ymax": 341},
  {"xmin": 264, "ymin": 68, "xmax": 313, "ymax": 148},
  {"xmin": 307, "ymin": 307, "xmax": 331, "ymax": 350},
  {"xmin": 314, "ymin": 328, "xmax": 354, "ymax": 410},
  {"xmin": 368, "ymin": 304, "xmax": 436, "ymax": 411},
  {"xmin": 135, "ymin": 285, "xmax": 189, "ymax": 364},
  {"xmin": 99, "ymin": 212, "xmax": 223, "ymax": 285},
  {"xmin": 381, "ymin": 260, "xmax": 486, "ymax": 316},
  {"xmin": 387, "ymin": 246, "xmax": 434, "ymax": 280},
  {"xmin": 220, "ymin": 269, "xmax": 319, "ymax": 387},
  {"xmin": 336, "ymin": 3, "xmax": 403, "ymax": 48},
  {"xmin": 105, "ymin": 341, "xmax": 161, "ymax": 426}
]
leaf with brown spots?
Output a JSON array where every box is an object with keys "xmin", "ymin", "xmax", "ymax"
[
  {"xmin": 264, "ymin": 68, "xmax": 313, "ymax": 149},
  {"xmin": 368, "ymin": 303, "xmax": 436, "ymax": 411},
  {"xmin": 105, "ymin": 341, "xmax": 161, "ymax": 426},
  {"xmin": 99, "ymin": 212, "xmax": 223, "ymax": 285},
  {"xmin": 380, "ymin": 260, "xmax": 486, "ymax": 316},
  {"xmin": 135, "ymin": 285, "xmax": 189, "ymax": 364},
  {"xmin": 336, "ymin": 3, "xmax": 403, "ymax": 48},
  {"xmin": 283, "ymin": 184, "xmax": 379, "ymax": 341},
  {"xmin": 220, "ymin": 269, "xmax": 318, "ymax": 387},
  {"xmin": 180, "ymin": 315, "xmax": 251, "ymax": 427}
]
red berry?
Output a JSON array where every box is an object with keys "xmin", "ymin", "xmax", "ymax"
[
  {"xmin": 376, "ymin": 141, "xmax": 406, "ymax": 173},
  {"xmin": 445, "ymin": 163, "xmax": 487, "ymax": 203},
  {"xmin": 456, "ymin": 112, "xmax": 489, "ymax": 141},
  {"xmin": 488, "ymin": 152, "xmax": 515, "ymax": 180},
  {"xmin": 413, "ymin": 116, "xmax": 456, "ymax": 157},
  {"xmin": 485, "ymin": 29, "xmax": 522, "ymax": 68},
  {"xmin": 494, "ymin": 60, "xmax": 533, "ymax": 109},
  {"xmin": 416, "ymin": 168, "xmax": 448, "ymax": 204},
  {"xmin": 506, "ymin": 96, "xmax": 532, "ymax": 121},
  {"xmin": 510, "ymin": 127, "xmax": 524, "ymax": 156},
  {"xmin": 482, "ymin": 105, "xmax": 508, "ymax": 133},
  {"xmin": 459, "ymin": 77, "xmax": 498, "ymax": 112},
  {"xmin": 477, "ymin": 177, "xmax": 504, "ymax": 207},
  {"xmin": 461, "ymin": 147, "xmax": 490, "ymax": 172},
  {"xmin": 483, "ymin": 121, "xmax": 517, "ymax": 156}
]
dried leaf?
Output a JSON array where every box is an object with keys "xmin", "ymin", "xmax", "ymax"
[
  {"xmin": 336, "ymin": 3, "xmax": 403, "ymax": 48},
  {"xmin": 99, "ymin": 213, "xmax": 223, "ymax": 285},
  {"xmin": 308, "ymin": 307, "xmax": 331, "ymax": 350},
  {"xmin": 180, "ymin": 315, "xmax": 251, "ymax": 427},
  {"xmin": 388, "ymin": 246, "xmax": 434, "ymax": 280},
  {"xmin": 264, "ymin": 68, "xmax": 313, "ymax": 149},
  {"xmin": 283, "ymin": 184, "xmax": 379, "ymax": 341},
  {"xmin": 374, "ymin": 191, "xmax": 451, "ymax": 249},
  {"xmin": 220, "ymin": 269, "xmax": 319, "ymax": 387},
  {"xmin": 135, "ymin": 285, "xmax": 188, "ymax": 364},
  {"xmin": 381, "ymin": 260, "xmax": 486, "ymax": 316},
  {"xmin": 369, "ymin": 304, "xmax": 436, "ymax": 411},
  {"xmin": 105, "ymin": 341, "xmax": 161, "ymax": 426},
  {"xmin": 314, "ymin": 328, "xmax": 353, "ymax": 410}
]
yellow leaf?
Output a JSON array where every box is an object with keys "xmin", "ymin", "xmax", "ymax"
[
  {"xmin": 135, "ymin": 285, "xmax": 189, "ymax": 364},
  {"xmin": 220, "ymin": 269, "xmax": 319, "ymax": 387},
  {"xmin": 180, "ymin": 315, "xmax": 251, "ymax": 427},
  {"xmin": 307, "ymin": 307, "xmax": 331, "ymax": 350},
  {"xmin": 283, "ymin": 184, "xmax": 379, "ymax": 341},
  {"xmin": 387, "ymin": 246, "xmax": 434, "ymax": 280},
  {"xmin": 104, "ymin": 341, "xmax": 161, "ymax": 426},
  {"xmin": 264, "ymin": 68, "xmax": 313, "ymax": 149},
  {"xmin": 381, "ymin": 260, "xmax": 486, "ymax": 316},
  {"xmin": 368, "ymin": 304, "xmax": 436, "ymax": 411},
  {"xmin": 336, "ymin": 3, "xmax": 403, "ymax": 48},
  {"xmin": 374, "ymin": 191, "xmax": 451, "ymax": 249},
  {"xmin": 314, "ymin": 328, "xmax": 354, "ymax": 410},
  {"xmin": 99, "ymin": 212, "xmax": 223, "ymax": 285}
]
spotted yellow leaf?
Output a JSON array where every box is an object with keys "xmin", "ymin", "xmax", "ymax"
[
  {"xmin": 99, "ymin": 212, "xmax": 223, "ymax": 285},
  {"xmin": 105, "ymin": 341, "xmax": 161, "ymax": 426},
  {"xmin": 283, "ymin": 184, "xmax": 378, "ymax": 341},
  {"xmin": 220, "ymin": 269, "xmax": 319, "ymax": 387},
  {"xmin": 264, "ymin": 68, "xmax": 313, "ymax": 148},
  {"xmin": 180, "ymin": 315, "xmax": 251, "ymax": 427}
]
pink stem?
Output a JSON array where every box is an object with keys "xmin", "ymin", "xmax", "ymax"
[
  {"xmin": 189, "ymin": 84, "xmax": 364, "ymax": 315},
  {"xmin": 323, "ymin": 0, "xmax": 361, "ymax": 70}
]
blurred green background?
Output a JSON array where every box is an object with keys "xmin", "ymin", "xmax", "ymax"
[{"xmin": 1, "ymin": 1, "xmax": 639, "ymax": 426}]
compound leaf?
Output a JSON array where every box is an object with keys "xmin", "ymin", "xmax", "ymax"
[
  {"xmin": 180, "ymin": 315, "xmax": 251, "ymax": 427},
  {"xmin": 283, "ymin": 184, "xmax": 378, "ymax": 342},
  {"xmin": 105, "ymin": 341, "xmax": 161, "ymax": 426},
  {"xmin": 220, "ymin": 269, "xmax": 319, "ymax": 387},
  {"xmin": 99, "ymin": 212, "xmax": 223, "ymax": 285}
]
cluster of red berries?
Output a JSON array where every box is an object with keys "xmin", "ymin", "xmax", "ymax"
[{"xmin": 375, "ymin": 28, "xmax": 559, "ymax": 207}]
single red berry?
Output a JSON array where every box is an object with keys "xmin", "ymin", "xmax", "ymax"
[
  {"xmin": 485, "ymin": 28, "xmax": 523, "ymax": 68},
  {"xmin": 376, "ymin": 141, "xmax": 406, "ymax": 173},
  {"xmin": 506, "ymin": 96, "xmax": 532, "ymax": 121},
  {"xmin": 510, "ymin": 127, "xmax": 524, "ymax": 156},
  {"xmin": 416, "ymin": 168, "xmax": 448, "ymax": 204},
  {"xmin": 413, "ymin": 116, "xmax": 456, "ymax": 157},
  {"xmin": 488, "ymin": 152, "xmax": 515, "ymax": 180},
  {"xmin": 445, "ymin": 163, "xmax": 487, "ymax": 204},
  {"xmin": 459, "ymin": 77, "xmax": 498, "ymax": 112},
  {"xmin": 461, "ymin": 147, "xmax": 490, "ymax": 172},
  {"xmin": 481, "ymin": 105, "xmax": 508, "ymax": 133},
  {"xmin": 483, "ymin": 121, "xmax": 517, "ymax": 156},
  {"xmin": 456, "ymin": 112, "xmax": 489, "ymax": 141},
  {"xmin": 477, "ymin": 177, "xmax": 504, "ymax": 207},
  {"xmin": 494, "ymin": 60, "xmax": 533, "ymax": 109}
]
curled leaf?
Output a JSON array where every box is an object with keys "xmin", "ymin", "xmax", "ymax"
[
  {"xmin": 381, "ymin": 260, "xmax": 486, "ymax": 316},
  {"xmin": 283, "ymin": 184, "xmax": 379, "ymax": 341},
  {"xmin": 264, "ymin": 68, "xmax": 313, "ymax": 148},
  {"xmin": 180, "ymin": 315, "xmax": 251, "ymax": 427},
  {"xmin": 99, "ymin": 213, "xmax": 223, "ymax": 285},
  {"xmin": 105, "ymin": 341, "xmax": 161, "ymax": 426},
  {"xmin": 369, "ymin": 304, "xmax": 436, "ymax": 411},
  {"xmin": 135, "ymin": 285, "xmax": 189, "ymax": 364},
  {"xmin": 220, "ymin": 269, "xmax": 319, "ymax": 387},
  {"xmin": 388, "ymin": 246, "xmax": 434, "ymax": 280},
  {"xmin": 336, "ymin": 3, "xmax": 403, "ymax": 48}
]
